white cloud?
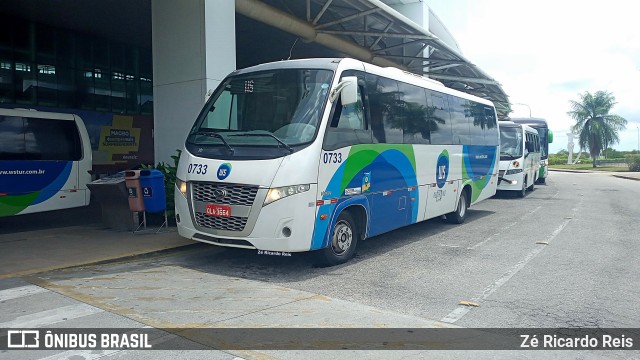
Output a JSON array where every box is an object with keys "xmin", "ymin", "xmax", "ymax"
[{"xmin": 427, "ymin": 0, "xmax": 640, "ymax": 151}]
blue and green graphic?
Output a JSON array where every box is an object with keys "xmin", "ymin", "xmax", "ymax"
[
  {"xmin": 461, "ymin": 145, "xmax": 497, "ymax": 202},
  {"xmin": 0, "ymin": 161, "xmax": 73, "ymax": 216},
  {"xmin": 311, "ymin": 145, "xmax": 418, "ymax": 250}
]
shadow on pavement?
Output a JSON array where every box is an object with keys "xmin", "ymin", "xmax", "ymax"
[{"xmin": 0, "ymin": 201, "xmax": 102, "ymax": 235}]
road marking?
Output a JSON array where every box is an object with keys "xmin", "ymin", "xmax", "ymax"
[
  {"xmin": 0, "ymin": 285, "xmax": 48, "ymax": 301},
  {"xmin": 468, "ymin": 205, "xmax": 543, "ymax": 250},
  {"xmin": 0, "ymin": 303, "xmax": 103, "ymax": 328},
  {"xmin": 441, "ymin": 218, "xmax": 572, "ymax": 324}
]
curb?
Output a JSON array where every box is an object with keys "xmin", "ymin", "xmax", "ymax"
[
  {"xmin": 0, "ymin": 243, "xmax": 202, "ymax": 279},
  {"xmin": 548, "ymin": 168, "xmax": 594, "ymax": 173},
  {"xmin": 612, "ymin": 174, "xmax": 640, "ymax": 182}
]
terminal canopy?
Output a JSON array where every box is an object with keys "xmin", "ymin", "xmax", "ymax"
[{"xmin": 237, "ymin": 0, "xmax": 511, "ymax": 119}]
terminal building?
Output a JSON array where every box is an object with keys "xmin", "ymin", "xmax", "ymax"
[{"xmin": 0, "ymin": 0, "xmax": 509, "ymax": 172}]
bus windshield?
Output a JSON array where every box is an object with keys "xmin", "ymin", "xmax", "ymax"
[
  {"xmin": 188, "ymin": 69, "xmax": 333, "ymax": 150},
  {"xmin": 500, "ymin": 126, "xmax": 523, "ymax": 160},
  {"xmin": 532, "ymin": 126, "xmax": 549, "ymax": 159}
]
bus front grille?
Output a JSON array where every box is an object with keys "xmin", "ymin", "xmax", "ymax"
[
  {"xmin": 191, "ymin": 182, "xmax": 258, "ymax": 206},
  {"xmin": 194, "ymin": 212, "xmax": 248, "ymax": 232}
]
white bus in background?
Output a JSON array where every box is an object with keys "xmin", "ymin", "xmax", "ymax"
[
  {"xmin": 175, "ymin": 58, "xmax": 500, "ymax": 266},
  {"xmin": 0, "ymin": 108, "xmax": 92, "ymax": 216},
  {"xmin": 497, "ymin": 121, "xmax": 541, "ymax": 197},
  {"xmin": 511, "ymin": 117, "xmax": 553, "ymax": 184}
]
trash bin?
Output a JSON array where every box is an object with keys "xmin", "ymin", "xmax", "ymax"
[
  {"xmin": 124, "ymin": 170, "xmax": 145, "ymax": 212},
  {"xmin": 139, "ymin": 169, "xmax": 166, "ymax": 213},
  {"xmin": 87, "ymin": 172, "xmax": 135, "ymax": 231}
]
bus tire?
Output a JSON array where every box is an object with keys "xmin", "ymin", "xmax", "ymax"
[
  {"xmin": 446, "ymin": 190, "xmax": 468, "ymax": 224},
  {"xmin": 527, "ymin": 179, "xmax": 535, "ymax": 191},
  {"xmin": 517, "ymin": 177, "xmax": 526, "ymax": 198},
  {"xmin": 316, "ymin": 211, "xmax": 359, "ymax": 266}
]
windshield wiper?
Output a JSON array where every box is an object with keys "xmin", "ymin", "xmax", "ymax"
[
  {"xmin": 229, "ymin": 133, "xmax": 294, "ymax": 154},
  {"xmin": 500, "ymin": 151, "xmax": 516, "ymax": 159},
  {"xmin": 192, "ymin": 130, "xmax": 234, "ymax": 153}
]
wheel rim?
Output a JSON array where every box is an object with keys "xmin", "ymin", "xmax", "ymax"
[
  {"xmin": 331, "ymin": 220, "xmax": 353, "ymax": 256},
  {"xmin": 459, "ymin": 196, "xmax": 467, "ymax": 218}
]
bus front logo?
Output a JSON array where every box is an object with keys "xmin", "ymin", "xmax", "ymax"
[
  {"xmin": 217, "ymin": 163, "xmax": 232, "ymax": 180},
  {"xmin": 436, "ymin": 150, "xmax": 449, "ymax": 189}
]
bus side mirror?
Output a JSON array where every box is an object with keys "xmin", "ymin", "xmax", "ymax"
[
  {"xmin": 548, "ymin": 129, "xmax": 554, "ymax": 144},
  {"xmin": 330, "ymin": 76, "xmax": 358, "ymax": 105}
]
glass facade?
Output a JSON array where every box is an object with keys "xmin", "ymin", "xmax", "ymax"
[{"xmin": 0, "ymin": 14, "xmax": 153, "ymax": 115}]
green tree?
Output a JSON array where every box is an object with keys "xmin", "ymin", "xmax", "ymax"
[{"xmin": 567, "ymin": 91, "xmax": 627, "ymax": 167}]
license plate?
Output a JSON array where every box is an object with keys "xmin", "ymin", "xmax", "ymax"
[{"xmin": 205, "ymin": 204, "xmax": 231, "ymax": 218}]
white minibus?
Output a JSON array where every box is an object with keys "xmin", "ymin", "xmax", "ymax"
[
  {"xmin": 175, "ymin": 58, "xmax": 500, "ymax": 265},
  {"xmin": 0, "ymin": 108, "xmax": 92, "ymax": 216},
  {"xmin": 497, "ymin": 121, "xmax": 541, "ymax": 197}
]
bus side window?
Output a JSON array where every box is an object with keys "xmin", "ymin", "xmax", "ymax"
[
  {"xmin": 24, "ymin": 117, "xmax": 82, "ymax": 160},
  {"xmin": 366, "ymin": 74, "xmax": 403, "ymax": 144},
  {"xmin": 398, "ymin": 81, "xmax": 430, "ymax": 144},
  {"xmin": 427, "ymin": 90, "xmax": 453, "ymax": 145},
  {"xmin": 0, "ymin": 116, "xmax": 26, "ymax": 160},
  {"xmin": 484, "ymin": 107, "xmax": 499, "ymax": 146},
  {"xmin": 449, "ymin": 96, "xmax": 470, "ymax": 145}
]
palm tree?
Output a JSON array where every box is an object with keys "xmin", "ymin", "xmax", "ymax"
[{"xmin": 567, "ymin": 91, "xmax": 627, "ymax": 167}]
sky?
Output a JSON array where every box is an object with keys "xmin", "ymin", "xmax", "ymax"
[{"xmin": 426, "ymin": 0, "xmax": 640, "ymax": 153}]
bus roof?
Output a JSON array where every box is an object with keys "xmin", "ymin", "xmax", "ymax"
[
  {"xmin": 499, "ymin": 120, "xmax": 537, "ymax": 133},
  {"xmin": 230, "ymin": 58, "xmax": 495, "ymax": 108},
  {"xmin": 0, "ymin": 107, "xmax": 78, "ymax": 121},
  {"xmin": 509, "ymin": 117, "xmax": 549, "ymax": 127},
  {"xmin": 498, "ymin": 120, "xmax": 520, "ymax": 128}
]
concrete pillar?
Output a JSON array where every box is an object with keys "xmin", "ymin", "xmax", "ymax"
[{"xmin": 152, "ymin": 0, "xmax": 236, "ymax": 164}]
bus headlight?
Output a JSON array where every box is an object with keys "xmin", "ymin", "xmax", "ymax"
[
  {"xmin": 505, "ymin": 169, "xmax": 523, "ymax": 175},
  {"xmin": 176, "ymin": 178, "xmax": 187, "ymax": 198},
  {"xmin": 264, "ymin": 184, "xmax": 311, "ymax": 206}
]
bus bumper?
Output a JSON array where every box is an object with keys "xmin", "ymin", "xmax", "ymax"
[
  {"xmin": 497, "ymin": 173, "xmax": 524, "ymax": 191},
  {"xmin": 175, "ymin": 184, "xmax": 317, "ymax": 253}
]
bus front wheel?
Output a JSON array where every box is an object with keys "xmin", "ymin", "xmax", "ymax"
[
  {"xmin": 316, "ymin": 211, "xmax": 359, "ymax": 266},
  {"xmin": 517, "ymin": 177, "xmax": 527, "ymax": 198},
  {"xmin": 446, "ymin": 190, "xmax": 468, "ymax": 224}
]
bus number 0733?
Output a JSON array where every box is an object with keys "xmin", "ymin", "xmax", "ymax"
[
  {"xmin": 323, "ymin": 152, "xmax": 342, "ymax": 164},
  {"xmin": 187, "ymin": 163, "xmax": 208, "ymax": 174}
]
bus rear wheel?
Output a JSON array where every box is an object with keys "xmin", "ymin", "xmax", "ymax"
[
  {"xmin": 316, "ymin": 211, "xmax": 359, "ymax": 267},
  {"xmin": 446, "ymin": 190, "xmax": 468, "ymax": 224}
]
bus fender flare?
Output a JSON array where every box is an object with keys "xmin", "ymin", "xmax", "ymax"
[
  {"xmin": 459, "ymin": 180, "xmax": 473, "ymax": 207},
  {"xmin": 323, "ymin": 196, "xmax": 371, "ymax": 249}
]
